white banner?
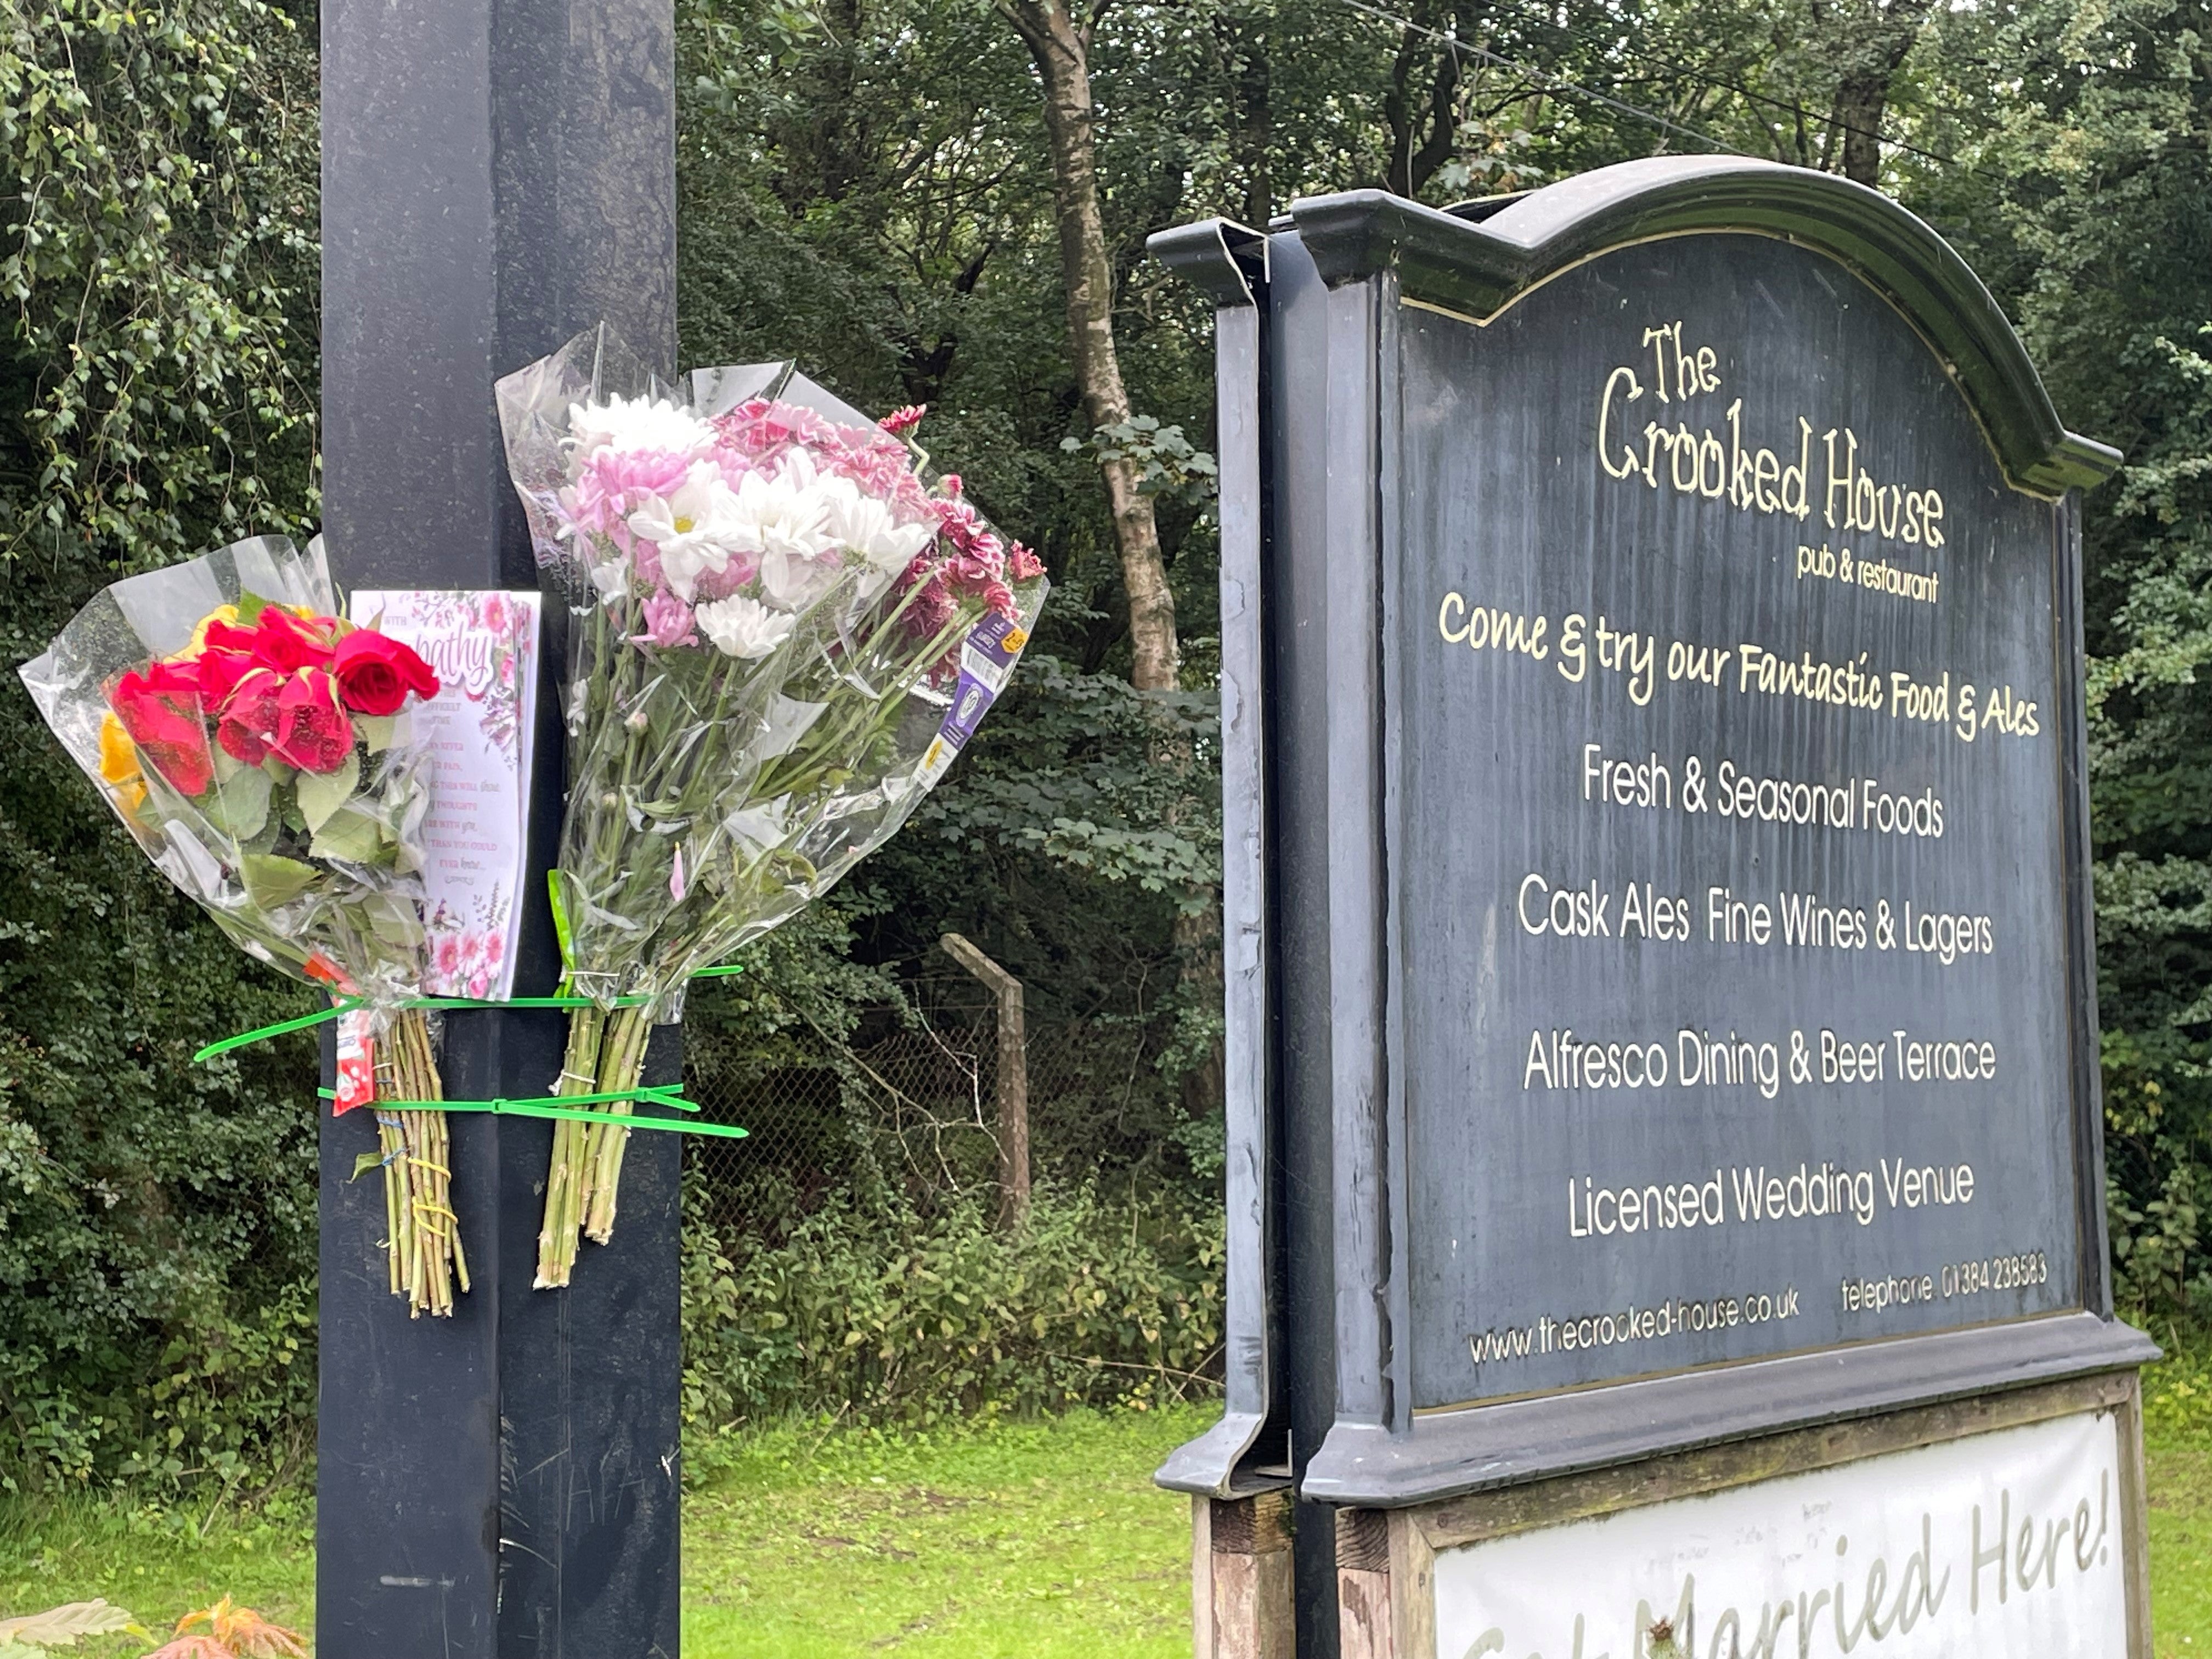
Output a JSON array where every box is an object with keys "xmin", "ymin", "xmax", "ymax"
[{"xmin": 1432, "ymin": 1409, "xmax": 2126, "ymax": 1658}]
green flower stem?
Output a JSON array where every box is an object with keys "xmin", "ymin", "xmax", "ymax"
[
  {"xmin": 754, "ymin": 603, "xmax": 979, "ymax": 803},
  {"xmin": 393, "ymin": 1009, "xmax": 461, "ymax": 1315},
  {"xmin": 580, "ymin": 1001, "xmax": 653, "ymax": 1245},
  {"xmin": 840, "ymin": 571, "xmax": 935, "ymax": 670},
  {"xmin": 582, "ymin": 647, "xmax": 754, "ymax": 1001},
  {"xmin": 538, "ymin": 581, "xmax": 981, "ymax": 1271},
  {"xmin": 371, "ymin": 1034, "xmax": 421, "ymax": 1311},
  {"xmin": 363, "ymin": 1007, "xmax": 460, "ymax": 1317},
  {"xmin": 535, "ymin": 1002, "xmax": 607, "ymax": 1288},
  {"xmin": 614, "ymin": 600, "xmax": 979, "ymax": 998},
  {"xmin": 377, "ymin": 1115, "xmax": 405, "ymax": 1298}
]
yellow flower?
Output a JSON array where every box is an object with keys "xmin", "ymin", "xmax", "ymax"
[
  {"xmin": 179, "ymin": 603, "xmax": 241, "ymax": 659},
  {"xmin": 99, "ymin": 713, "xmax": 147, "ymax": 814},
  {"xmin": 99, "ymin": 713, "xmax": 140, "ymax": 783}
]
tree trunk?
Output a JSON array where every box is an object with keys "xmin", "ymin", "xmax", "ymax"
[
  {"xmin": 1215, "ymin": 10, "xmax": 1274, "ymax": 228},
  {"xmin": 1825, "ymin": 0, "xmax": 1934, "ymax": 186},
  {"xmin": 998, "ymin": 0, "xmax": 1181, "ymax": 691},
  {"xmin": 1383, "ymin": 3, "xmax": 1464, "ymax": 200},
  {"xmin": 1001, "ymin": 2, "xmax": 1217, "ymax": 1133}
]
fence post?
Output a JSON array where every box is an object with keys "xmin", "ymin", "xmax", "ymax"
[{"xmin": 940, "ymin": 933, "xmax": 1030, "ymax": 1227}]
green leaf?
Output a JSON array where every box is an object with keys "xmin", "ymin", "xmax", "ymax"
[
  {"xmin": 199, "ymin": 764, "xmax": 271, "ymax": 840},
  {"xmin": 364, "ymin": 896, "xmax": 426, "ymax": 950},
  {"xmin": 295, "ymin": 748, "xmax": 362, "ymax": 833},
  {"xmin": 234, "ymin": 588, "xmax": 275, "ymax": 625},
  {"xmin": 358, "ymin": 713, "xmax": 398, "ymax": 752},
  {"xmin": 351, "ymin": 1152, "xmax": 386, "ymax": 1182},
  {"xmin": 239, "ymin": 852, "xmax": 318, "ymax": 909},
  {"xmin": 309, "ymin": 805, "xmax": 386, "ymax": 865}
]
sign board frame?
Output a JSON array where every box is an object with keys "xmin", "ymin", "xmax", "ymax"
[
  {"xmin": 1334, "ymin": 1371, "xmax": 2151, "ymax": 1659},
  {"xmin": 1154, "ymin": 159, "xmax": 2157, "ymax": 1652}
]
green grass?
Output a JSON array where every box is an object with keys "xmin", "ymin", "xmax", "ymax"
[
  {"xmin": 2147, "ymin": 1336, "xmax": 2212, "ymax": 1658},
  {"xmin": 2, "ymin": 1397, "xmax": 2208, "ymax": 1655},
  {"xmin": 0, "ymin": 1487, "xmax": 315, "ymax": 1655},
  {"xmin": 2151, "ymin": 1436, "xmax": 2212, "ymax": 1658},
  {"xmin": 683, "ymin": 1406, "xmax": 1203, "ymax": 1658},
  {"xmin": 0, "ymin": 1408, "xmax": 1207, "ymax": 1658}
]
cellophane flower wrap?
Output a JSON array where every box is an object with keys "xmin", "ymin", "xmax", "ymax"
[
  {"xmin": 19, "ymin": 535, "xmax": 470, "ymax": 1317},
  {"xmin": 498, "ymin": 326, "xmax": 1048, "ymax": 1285}
]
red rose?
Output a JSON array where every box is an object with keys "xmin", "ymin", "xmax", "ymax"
[
  {"xmin": 109, "ymin": 663, "xmax": 213, "ymax": 796},
  {"xmin": 331, "ymin": 629, "xmax": 439, "ymax": 716},
  {"xmin": 195, "ymin": 646, "xmax": 259, "ymax": 711},
  {"xmin": 216, "ymin": 665, "xmax": 286, "ymax": 764},
  {"xmin": 269, "ymin": 668, "xmax": 356, "ymax": 773},
  {"xmin": 206, "ymin": 608, "xmax": 337, "ymax": 674}
]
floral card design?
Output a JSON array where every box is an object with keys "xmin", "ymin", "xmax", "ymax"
[{"xmin": 348, "ymin": 589, "xmax": 541, "ymax": 1000}]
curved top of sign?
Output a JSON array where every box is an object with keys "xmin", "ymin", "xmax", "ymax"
[{"xmin": 1157, "ymin": 157, "xmax": 2120, "ymax": 498}]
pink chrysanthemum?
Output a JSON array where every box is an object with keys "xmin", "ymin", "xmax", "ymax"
[
  {"xmin": 564, "ymin": 448, "xmax": 695, "ymax": 539},
  {"xmin": 631, "ymin": 588, "xmax": 698, "ymax": 648},
  {"xmin": 690, "ymin": 550, "xmax": 761, "ymax": 602},
  {"xmin": 709, "ymin": 398, "xmax": 936, "ymax": 519}
]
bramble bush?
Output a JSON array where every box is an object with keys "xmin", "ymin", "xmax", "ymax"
[{"xmin": 680, "ymin": 1176, "xmax": 1224, "ymax": 1466}]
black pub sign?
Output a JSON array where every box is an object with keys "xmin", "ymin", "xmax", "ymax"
[{"xmin": 1153, "ymin": 157, "xmax": 2156, "ymax": 1535}]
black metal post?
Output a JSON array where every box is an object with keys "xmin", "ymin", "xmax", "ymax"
[{"xmin": 318, "ymin": 4, "xmax": 679, "ymax": 1655}]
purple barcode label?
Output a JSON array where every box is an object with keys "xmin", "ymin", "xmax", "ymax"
[{"xmin": 938, "ymin": 670, "xmax": 996, "ymax": 751}]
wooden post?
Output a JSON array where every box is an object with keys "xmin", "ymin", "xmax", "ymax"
[
  {"xmin": 940, "ymin": 932, "xmax": 1030, "ymax": 1226},
  {"xmin": 1335, "ymin": 1509, "xmax": 1393, "ymax": 1659},
  {"xmin": 319, "ymin": 2, "xmax": 680, "ymax": 1653},
  {"xmin": 1194, "ymin": 1491, "xmax": 1295, "ymax": 1658}
]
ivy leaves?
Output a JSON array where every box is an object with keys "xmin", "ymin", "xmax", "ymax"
[{"xmin": 1, "ymin": 1, "xmax": 319, "ymax": 568}]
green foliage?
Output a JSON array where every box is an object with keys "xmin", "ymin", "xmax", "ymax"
[
  {"xmin": 1892, "ymin": 0, "xmax": 2212, "ymax": 1318},
  {"xmin": 1062, "ymin": 417, "xmax": 1219, "ymax": 507},
  {"xmin": 681, "ymin": 1176, "xmax": 1224, "ymax": 1456},
  {"xmin": 0, "ymin": 1, "xmax": 319, "ymax": 563},
  {"xmin": 2143, "ymin": 1325, "xmax": 2212, "ymax": 1441},
  {"xmin": 0, "ymin": 0, "xmax": 320, "ymax": 1493}
]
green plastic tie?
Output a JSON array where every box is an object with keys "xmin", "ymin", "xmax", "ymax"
[
  {"xmin": 193, "ymin": 963, "xmax": 747, "ymax": 1064},
  {"xmin": 193, "ymin": 1000, "xmax": 362, "ymax": 1060},
  {"xmin": 317, "ymin": 1086, "xmax": 748, "ymax": 1139}
]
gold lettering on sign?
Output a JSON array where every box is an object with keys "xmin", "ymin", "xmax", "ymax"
[{"xmin": 1593, "ymin": 321, "xmax": 1946, "ymax": 552}]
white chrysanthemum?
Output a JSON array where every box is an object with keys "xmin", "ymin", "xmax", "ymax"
[
  {"xmin": 567, "ymin": 395, "xmax": 714, "ymax": 464},
  {"xmin": 628, "ymin": 461, "xmax": 750, "ymax": 601},
  {"xmin": 588, "ymin": 555, "xmax": 629, "ymax": 603},
  {"xmin": 695, "ymin": 593, "xmax": 797, "ymax": 661},
  {"xmin": 731, "ymin": 450, "xmax": 844, "ymax": 610},
  {"xmin": 817, "ymin": 474, "xmax": 936, "ymax": 572}
]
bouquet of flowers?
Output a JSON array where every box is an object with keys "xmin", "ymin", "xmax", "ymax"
[
  {"xmin": 499, "ymin": 328, "xmax": 1048, "ymax": 1286},
  {"xmin": 19, "ymin": 536, "xmax": 465, "ymax": 1316}
]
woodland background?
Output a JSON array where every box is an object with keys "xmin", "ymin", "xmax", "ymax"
[{"xmin": 1, "ymin": 0, "xmax": 2209, "ymax": 1493}]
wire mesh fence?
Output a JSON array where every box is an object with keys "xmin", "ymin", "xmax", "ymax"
[{"xmin": 682, "ymin": 965, "xmax": 1177, "ymax": 1234}]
